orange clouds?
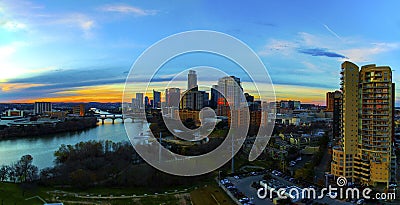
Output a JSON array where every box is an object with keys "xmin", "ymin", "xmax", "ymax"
[
  {"xmin": 8, "ymin": 81, "xmax": 328, "ymax": 105},
  {"xmin": 1, "ymin": 83, "xmax": 45, "ymax": 92},
  {"xmin": 12, "ymin": 84, "xmax": 125, "ymax": 103}
]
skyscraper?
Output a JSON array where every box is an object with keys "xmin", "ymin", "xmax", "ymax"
[
  {"xmin": 187, "ymin": 70, "xmax": 197, "ymax": 90},
  {"xmin": 332, "ymin": 91, "xmax": 343, "ymax": 139},
  {"xmin": 144, "ymin": 96, "xmax": 149, "ymax": 107},
  {"xmin": 34, "ymin": 102, "xmax": 52, "ymax": 115},
  {"xmin": 180, "ymin": 87, "xmax": 209, "ymax": 111},
  {"xmin": 326, "ymin": 92, "xmax": 335, "ymax": 112},
  {"xmin": 331, "ymin": 61, "xmax": 394, "ymax": 187},
  {"xmin": 165, "ymin": 88, "xmax": 181, "ymax": 107},
  {"xmin": 210, "ymin": 85, "xmax": 222, "ymax": 109},
  {"xmin": 136, "ymin": 93, "xmax": 144, "ymax": 109},
  {"xmin": 217, "ymin": 76, "xmax": 244, "ymax": 110},
  {"xmin": 153, "ymin": 90, "xmax": 161, "ymax": 108}
]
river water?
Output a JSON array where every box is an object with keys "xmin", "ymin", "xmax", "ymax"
[{"xmin": 0, "ymin": 119, "xmax": 148, "ymax": 170}]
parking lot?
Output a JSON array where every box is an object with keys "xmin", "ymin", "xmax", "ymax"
[
  {"xmin": 226, "ymin": 174, "xmax": 273, "ymax": 205},
  {"xmin": 220, "ymin": 170, "xmax": 355, "ymax": 205}
]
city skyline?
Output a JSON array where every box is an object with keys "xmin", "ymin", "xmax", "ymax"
[{"xmin": 0, "ymin": 1, "xmax": 399, "ymax": 106}]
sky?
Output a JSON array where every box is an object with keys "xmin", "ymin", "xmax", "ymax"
[{"xmin": 0, "ymin": 0, "xmax": 399, "ymax": 106}]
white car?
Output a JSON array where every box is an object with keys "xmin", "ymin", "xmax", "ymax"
[
  {"xmin": 220, "ymin": 179, "xmax": 229, "ymax": 184},
  {"xmin": 326, "ymin": 192, "xmax": 337, "ymax": 198},
  {"xmin": 356, "ymin": 199, "xmax": 365, "ymax": 204}
]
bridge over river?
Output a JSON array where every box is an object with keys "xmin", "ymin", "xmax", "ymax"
[{"xmin": 95, "ymin": 112, "xmax": 143, "ymax": 124}]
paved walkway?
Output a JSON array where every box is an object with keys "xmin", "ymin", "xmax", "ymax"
[{"xmin": 48, "ymin": 187, "xmax": 192, "ymax": 200}]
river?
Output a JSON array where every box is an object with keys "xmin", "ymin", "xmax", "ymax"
[{"xmin": 0, "ymin": 119, "xmax": 148, "ymax": 170}]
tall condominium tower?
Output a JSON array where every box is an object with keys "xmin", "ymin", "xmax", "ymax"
[
  {"xmin": 331, "ymin": 61, "xmax": 395, "ymax": 187},
  {"xmin": 153, "ymin": 90, "xmax": 161, "ymax": 109},
  {"xmin": 188, "ymin": 70, "xmax": 198, "ymax": 90}
]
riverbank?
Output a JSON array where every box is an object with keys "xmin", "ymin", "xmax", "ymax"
[{"xmin": 0, "ymin": 117, "xmax": 98, "ymax": 140}]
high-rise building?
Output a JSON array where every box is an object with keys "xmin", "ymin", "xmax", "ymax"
[
  {"xmin": 210, "ymin": 85, "xmax": 222, "ymax": 109},
  {"xmin": 136, "ymin": 93, "xmax": 144, "ymax": 109},
  {"xmin": 217, "ymin": 76, "xmax": 244, "ymax": 110},
  {"xmin": 144, "ymin": 96, "xmax": 149, "ymax": 107},
  {"xmin": 332, "ymin": 91, "xmax": 342, "ymax": 139},
  {"xmin": 153, "ymin": 90, "xmax": 161, "ymax": 108},
  {"xmin": 188, "ymin": 70, "xmax": 197, "ymax": 90},
  {"xmin": 279, "ymin": 100, "xmax": 301, "ymax": 110},
  {"xmin": 34, "ymin": 102, "xmax": 52, "ymax": 115},
  {"xmin": 331, "ymin": 61, "xmax": 395, "ymax": 187},
  {"xmin": 72, "ymin": 104, "xmax": 85, "ymax": 116},
  {"xmin": 326, "ymin": 92, "xmax": 335, "ymax": 112},
  {"xmin": 180, "ymin": 87, "xmax": 209, "ymax": 111},
  {"xmin": 165, "ymin": 88, "xmax": 181, "ymax": 107}
]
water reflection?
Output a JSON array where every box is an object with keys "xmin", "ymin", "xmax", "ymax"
[{"xmin": 0, "ymin": 119, "xmax": 148, "ymax": 170}]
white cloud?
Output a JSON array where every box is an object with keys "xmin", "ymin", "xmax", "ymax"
[
  {"xmin": 340, "ymin": 42, "xmax": 400, "ymax": 63},
  {"xmin": 258, "ymin": 39, "xmax": 297, "ymax": 56},
  {"xmin": 259, "ymin": 31, "xmax": 400, "ymax": 66},
  {"xmin": 258, "ymin": 32, "xmax": 334, "ymax": 56},
  {"xmin": 100, "ymin": 4, "xmax": 158, "ymax": 16},
  {"xmin": 0, "ymin": 42, "xmax": 30, "ymax": 81},
  {"xmin": 55, "ymin": 14, "xmax": 96, "ymax": 38},
  {"xmin": 0, "ymin": 41, "xmax": 26, "ymax": 59},
  {"xmin": 301, "ymin": 61, "xmax": 324, "ymax": 73},
  {"xmin": 298, "ymin": 32, "xmax": 319, "ymax": 46},
  {"xmin": 1, "ymin": 20, "xmax": 27, "ymax": 31},
  {"xmin": 0, "ymin": 44, "xmax": 17, "ymax": 59}
]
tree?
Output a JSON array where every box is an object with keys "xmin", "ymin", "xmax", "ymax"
[
  {"xmin": 183, "ymin": 118, "xmax": 197, "ymax": 129},
  {"xmin": 0, "ymin": 165, "xmax": 9, "ymax": 181},
  {"xmin": 7, "ymin": 164, "xmax": 16, "ymax": 183},
  {"xmin": 14, "ymin": 155, "xmax": 38, "ymax": 183},
  {"xmin": 69, "ymin": 169, "xmax": 95, "ymax": 189}
]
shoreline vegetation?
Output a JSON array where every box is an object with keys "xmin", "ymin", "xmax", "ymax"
[
  {"xmin": 0, "ymin": 117, "xmax": 98, "ymax": 140},
  {"xmin": 0, "ymin": 140, "xmax": 212, "ymax": 189}
]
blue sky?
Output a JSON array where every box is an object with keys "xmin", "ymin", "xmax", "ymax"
[{"xmin": 0, "ymin": 0, "xmax": 399, "ymax": 105}]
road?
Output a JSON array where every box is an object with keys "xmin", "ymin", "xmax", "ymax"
[
  {"xmin": 227, "ymin": 175, "xmax": 273, "ymax": 205},
  {"xmin": 227, "ymin": 173, "xmax": 353, "ymax": 205}
]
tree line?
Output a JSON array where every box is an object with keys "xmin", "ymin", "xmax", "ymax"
[{"xmin": 0, "ymin": 155, "xmax": 39, "ymax": 183}]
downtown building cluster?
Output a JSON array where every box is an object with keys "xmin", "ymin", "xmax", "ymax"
[
  {"xmin": 129, "ymin": 70, "xmax": 266, "ymax": 127},
  {"xmin": 330, "ymin": 61, "xmax": 396, "ymax": 188}
]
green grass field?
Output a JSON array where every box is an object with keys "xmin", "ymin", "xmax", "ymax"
[
  {"xmin": 190, "ymin": 185, "xmax": 235, "ymax": 205},
  {"xmin": 0, "ymin": 173, "xmax": 234, "ymax": 205},
  {"xmin": 0, "ymin": 182, "xmax": 48, "ymax": 205}
]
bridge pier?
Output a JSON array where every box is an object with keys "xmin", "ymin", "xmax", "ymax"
[{"xmin": 97, "ymin": 114, "xmax": 126, "ymax": 125}]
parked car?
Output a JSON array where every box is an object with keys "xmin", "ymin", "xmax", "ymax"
[
  {"xmin": 356, "ymin": 199, "xmax": 365, "ymax": 205},
  {"xmin": 326, "ymin": 192, "xmax": 337, "ymax": 198}
]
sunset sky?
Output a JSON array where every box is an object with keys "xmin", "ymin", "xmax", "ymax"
[{"xmin": 1, "ymin": 0, "xmax": 399, "ymax": 105}]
